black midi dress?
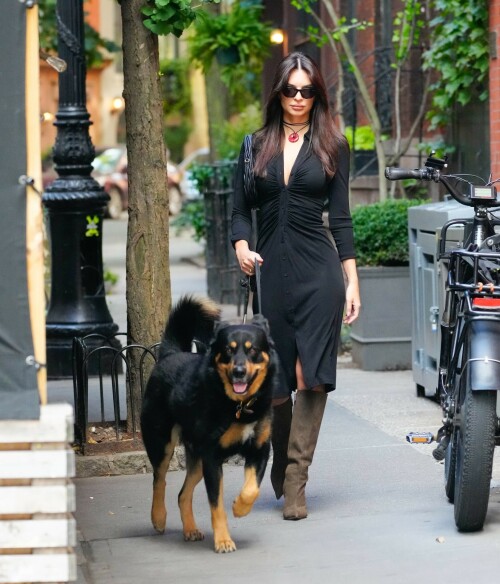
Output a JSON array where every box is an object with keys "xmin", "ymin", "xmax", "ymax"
[{"xmin": 231, "ymin": 132, "xmax": 355, "ymax": 396}]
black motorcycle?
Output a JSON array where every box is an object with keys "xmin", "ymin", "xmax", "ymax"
[{"xmin": 386, "ymin": 154, "xmax": 500, "ymax": 532}]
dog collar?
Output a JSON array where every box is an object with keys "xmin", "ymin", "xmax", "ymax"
[{"xmin": 236, "ymin": 396, "xmax": 258, "ymax": 419}]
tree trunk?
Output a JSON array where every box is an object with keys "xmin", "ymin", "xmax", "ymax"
[{"xmin": 121, "ymin": 0, "xmax": 171, "ymax": 430}]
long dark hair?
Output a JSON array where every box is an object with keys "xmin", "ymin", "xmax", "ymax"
[{"xmin": 253, "ymin": 52, "xmax": 345, "ymax": 179}]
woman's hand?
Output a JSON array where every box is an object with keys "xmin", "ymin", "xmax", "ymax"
[
  {"xmin": 235, "ymin": 240, "xmax": 263, "ymax": 276},
  {"xmin": 342, "ymin": 258, "xmax": 361, "ymax": 325},
  {"xmin": 343, "ymin": 281, "xmax": 361, "ymax": 324}
]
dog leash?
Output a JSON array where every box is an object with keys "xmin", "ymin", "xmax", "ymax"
[
  {"xmin": 237, "ymin": 259, "xmax": 262, "ymax": 419},
  {"xmin": 241, "ymin": 258, "xmax": 262, "ymax": 324}
]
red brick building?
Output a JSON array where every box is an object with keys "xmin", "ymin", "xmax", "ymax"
[{"xmin": 490, "ymin": 0, "xmax": 500, "ymax": 178}]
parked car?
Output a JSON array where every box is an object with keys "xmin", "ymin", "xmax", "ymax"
[
  {"xmin": 42, "ymin": 146, "xmax": 183, "ymax": 218},
  {"xmin": 92, "ymin": 145, "xmax": 184, "ymax": 219},
  {"xmin": 178, "ymin": 147, "xmax": 210, "ymax": 201},
  {"xmin": 92, "ymin": 147, "xmax": 127, "ymax": 219},
  {"xmin": 42, "ymin": 155, "xmax": 58, "ymax": 190}
]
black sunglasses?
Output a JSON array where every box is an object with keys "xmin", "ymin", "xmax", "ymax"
[{"xmin": 282, "ymin": 84, "xmax": 317, "ymax": 99}]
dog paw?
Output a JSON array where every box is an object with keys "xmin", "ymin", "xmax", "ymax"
[
  {"xmin": 214, "ymin": 538, "xmax": 237, "ymax": 553},
  {"xmin": 151, "ymin": 511, "xmax": 166, "ymax": 534},
  {"xmin": 184, "ymin": 529, "xmax": 204, "ymax": 542},
  {"xmin": 232, "ymin": 497, "xmax": 253, "ymax": 518}
]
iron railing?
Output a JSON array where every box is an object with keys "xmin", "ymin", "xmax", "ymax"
[{"xmin": 72, "ymin": 333, "xmax": 159, "ymax": 454}]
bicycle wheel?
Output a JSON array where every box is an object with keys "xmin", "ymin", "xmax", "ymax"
[
  {"xmin": 453, "ymin": 377, "xmax": 497, "ymax": 532},
  {"xmin": 444, "ymin": 430, "xmax": 457, "ymax": 502}
]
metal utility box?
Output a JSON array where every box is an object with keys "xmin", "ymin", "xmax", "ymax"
[{"xmin": 408, "ymin": 200, "xmax": 474, "ymax": 398}]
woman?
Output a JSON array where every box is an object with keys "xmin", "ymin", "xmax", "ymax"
[{"xmin": 231, "ymin": 52, "xmax": 360, "ymax": 520}]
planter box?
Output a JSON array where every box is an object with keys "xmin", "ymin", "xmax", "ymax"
[{"xmin": 350, "ymin": 266, "xmax": 411, "ymax": 370}]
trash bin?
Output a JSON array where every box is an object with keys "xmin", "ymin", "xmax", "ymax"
[
  {"xmin": 203, "ymin": 161, "xmax": 242, "ymax": 306},
  {"xmin": 408, "ymin": 199, "xmax": 474, "ymax": 398}
]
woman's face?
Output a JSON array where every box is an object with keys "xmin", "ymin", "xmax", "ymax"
[{"xmin": 280, "ymin": 68, "xmax": 315, "ymax": 123}]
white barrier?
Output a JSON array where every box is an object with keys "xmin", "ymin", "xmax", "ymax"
[{"xmin": 0, "ymin": 403, "xmax": 76, "ymax": 583}]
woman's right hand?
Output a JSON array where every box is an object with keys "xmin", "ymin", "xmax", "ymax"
[{"xmin": 235, "ymin": 240, "xmax": 263, "ymax": 276}]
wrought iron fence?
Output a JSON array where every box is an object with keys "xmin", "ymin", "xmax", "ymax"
[
  {"xmin": 72, "ymin": 333, "xmax": 159, "ymax": 454},
  {"xmin": 203, "ymin": 161, "xmax": 244, "ymax": 309}
]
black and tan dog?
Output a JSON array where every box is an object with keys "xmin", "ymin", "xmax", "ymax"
[{"xmin": 141, "ymin": 296, "xmax": 278, "ymax": 553}]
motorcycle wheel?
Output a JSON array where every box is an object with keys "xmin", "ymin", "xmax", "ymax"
[
  {"xmin": 444, "ymin": 430, "xmax": 457, "ymax": 502},
  {"xmin": 453, "ymin": 382, "xmax": 496, "ymax": 532}
]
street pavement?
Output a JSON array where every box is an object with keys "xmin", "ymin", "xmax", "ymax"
[{"xmin": 46, "ymin": 217, "xmax": 500, "ymax": 583}]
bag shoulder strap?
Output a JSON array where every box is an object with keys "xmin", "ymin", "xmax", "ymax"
[{"xmin": 243, "ymin": 133, "xmax": 256, "ymax": 206}]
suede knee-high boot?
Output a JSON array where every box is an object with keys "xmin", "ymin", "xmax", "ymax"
[
  {"xmin": 270, "ymin": 398, "xmax": 293, "ymax": 499},
  {"xmin": 283, "ymin": 390, "xmax": 327, "ymax": 520}
]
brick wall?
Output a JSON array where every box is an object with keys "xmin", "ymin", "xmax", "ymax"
[{"xmin": 490, "ymin": 0, "xmax": 500, "ymax": 177}]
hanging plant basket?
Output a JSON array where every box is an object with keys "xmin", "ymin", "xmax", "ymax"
[
  {"xmin": 188, "ymin": 2, "xmax": 271, "ymax": 92},
  {"xmin": 215, "ymin": 46, "xmax": 240, "ymax": 66}
]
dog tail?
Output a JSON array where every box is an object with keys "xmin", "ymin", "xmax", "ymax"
[{"xmin": 159, "ymin": 295, "xmax": 221, "ymax": 358}]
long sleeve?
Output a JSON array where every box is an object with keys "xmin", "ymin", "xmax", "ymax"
[
  {"xmin": 230, "ymin": 142, "xmax": 253, "ymax": 247},
  {"xmin": 328, "ymin": 142, "xmax": 356, "ymax": 261}
]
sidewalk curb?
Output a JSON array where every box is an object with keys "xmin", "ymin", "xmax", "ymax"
[
  {"xmin": 75, "ymin": 446, "xmax": 183, "ymax": 478},
  {"xmin": 76, "ymin": 450, "xmax": 152, "ymax": 478},
  {"xmin": 75, "ymin": 445, "xmax": 244, "ymax": 478}
]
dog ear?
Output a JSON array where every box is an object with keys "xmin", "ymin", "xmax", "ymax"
[
  {"xmin": 208, "ymin": 321, "xmax": 230, "ymax": 354},
  {"xmin": 250, "ymin": 315, "xmax": 278, "ymax": 353},
  {"xmin": 250, "ymin": 314, "xmax": 270, "ymax": 335},
  {"xmin": 213, "ymin": 320, "xmax": 231, "ymax": 337}
]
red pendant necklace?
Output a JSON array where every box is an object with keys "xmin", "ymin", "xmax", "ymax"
[{"xmin": 283, "ymin": 121, "xmax": 310, "ymax": 143}]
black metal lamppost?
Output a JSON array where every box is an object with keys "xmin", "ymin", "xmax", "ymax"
[{"xmin": 42, "ymin": 0, "xmax": 118, "ymax": 378}]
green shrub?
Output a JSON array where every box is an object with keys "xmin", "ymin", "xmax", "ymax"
[
  {"xmin": 344, "ymin": 125, "xmax": 389, "ymax": 151},
  {"xmin": 352, "ymin": 198, "xmax": 428, "ymax": 266},
  {"xmin": 160, "ymin": 58, "xmax": 192, "ymax": 118},
  {"xmin": 171, "ymin": 200, "xmax": 207, "ymax": 243},
  {"xmin": 345, "ymin": 126, "xmax": 375, "ymax": 151},
  {"xmin": 215, "ymin": 103, "xmax": 262, "ymax": 160}
]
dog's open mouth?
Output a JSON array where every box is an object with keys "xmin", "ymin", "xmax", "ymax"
[
  {"xmin": 232, "ymin": 371, "xmax": 258, "ymax": 395},
  {"xmin": 232, "ymin": 382, "xmax": 248, "ymax": 395}
]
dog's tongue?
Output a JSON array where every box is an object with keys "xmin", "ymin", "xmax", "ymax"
[{"xmin": 233, "ymin": 382, "xmax": 248, "ymax": 394}]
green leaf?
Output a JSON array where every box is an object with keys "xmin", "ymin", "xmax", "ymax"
[
  {"xmin": 187, "ymin": 2, "xmax": 271, "ymax": 94},
  {"xmin": 423, "ymin": 0, "xmax": 489, "ymax": 128}
]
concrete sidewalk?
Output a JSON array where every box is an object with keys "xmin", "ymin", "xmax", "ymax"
[{"xmin": 74, "ymin": 366, "xmax": 500, "ymax": 584}]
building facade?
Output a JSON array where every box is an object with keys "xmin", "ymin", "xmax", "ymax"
[
  {"xmin": 40, "ymin": 0, "xmax": 124, "ymax": 154},
  {"xmin": 40, "ymin": 1, "xmax": 498, "ymax": 178},
  {"xmin": 490, "ymin": 0, "xmax": 500, "ymax": 179}
]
